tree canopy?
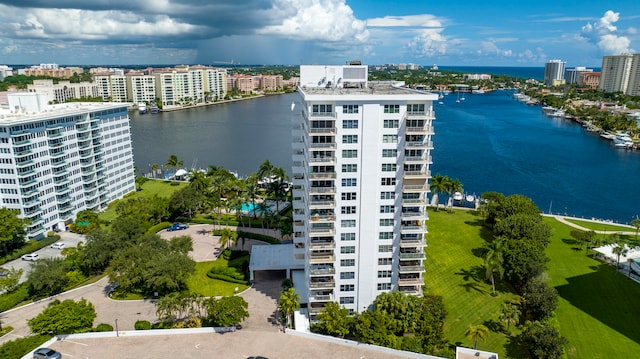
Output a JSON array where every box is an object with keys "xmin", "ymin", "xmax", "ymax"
[{"xmin": 27, "ymin": 298, "xmax": 96, "ymax": 335}]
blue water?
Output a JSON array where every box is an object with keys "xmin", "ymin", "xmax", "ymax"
[
  {"xmin": 240, "ymin": 202, "xmax": 272, "ymax": 212},
  {"xmin": 431, "ymin": 90, "xmax": 640, "ymax": 223}
]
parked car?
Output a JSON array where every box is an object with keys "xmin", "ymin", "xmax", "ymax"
[
  {"xmin": 50, "ymin": 242, "xmax": 66, "ymax": 250},
  {"xmin": 33, "ymin": 347, "xmax": 61, "ymax": 359},
  {"xmin": 22, "ymin": 253, "xmax": 39, "ymax": 261},
  {"xmin": 167, "ymin": 223, "xmax": 188, "ymax": 231}
]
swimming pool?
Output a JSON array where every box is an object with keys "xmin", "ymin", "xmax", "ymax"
[{"xmin": 240, "ymin": 202, "xmax": 273, "ymax": 213}]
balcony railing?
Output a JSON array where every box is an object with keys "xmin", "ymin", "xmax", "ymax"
[
  {"xmin": 398, "ymin": 264, "xmax": 425, "ymax": 273},
  {"xmin": 398, "ymin": 277, "xmax": 424, "ymax": 286},
  {"xmin": 309, "ymin": 142, "xmax": 336, "ymax": 149},
  {"xmin": 309, "ymin": 267, "xmax": 336, "ymax": 275},
  {"xmin": 308, "ymin": 295, "xmax": 333, "ymax": 302},
  {"xmin": 309, "ymin": 156, "xmax": 336, "ymax": 164},
  {"xmin": 309, "ymin": 280, "xmax": 335, "ymax": 289},
  {"xmin": 309, "ymin": 187, "xmax": 336, "ymax": 194},
  {"xmin": 308, "ymin": 172, "xmax": 336, "ymax": 180},
  {"xmin": 308, "ymin": 254, "xmax": 335, "ymax": 263},
  {"xmin": 404, "ymin": 170, "xmax": 429, "ymax": 178},
  {"xmin": 400, "ymin": 252, "xmax": 426, "ymax": 260},
  {"xmin": 309, "ymin": 240, "xmax": 335, "ymax": 250},
  {"xmin": 400, "ymin": 238, "xmax": 426, "ymax": 248}
]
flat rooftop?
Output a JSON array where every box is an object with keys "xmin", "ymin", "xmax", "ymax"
[
  {"xmin": 0, "ymin": 102, "xmax": 131, "ymax": 124},
  {"xmin": 300, "ymin": 81, "xmax": 438, "ymax": 97}
]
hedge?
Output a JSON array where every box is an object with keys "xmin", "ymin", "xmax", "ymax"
[
  {"xmin": 0, "ymin": 335, "xmax": 50, "ymax": 359},
  {"xmin": 135, "ymin": 320, "xmax": 151, "ymax": 330},
  {"xmin": 208, "ymin": 266, "xmax": 246, "ymax": 280},
  {"xmin": 237, "ymin": 230, "xmax": 280, "ymax": 244},
  {"xmin": 0, "ymin": 235, "xmax": 60, "ymax": 265},
  {"xmin": 94, "ymin": 323, "xmax": 114, "ymax": 332},
  {"xmin": 206, "ymin": 273, "xmax": 249, "ymax": 285},
  {"xmin": 147, "ymin": 221, "xmax": 173, "ymax": 234}
]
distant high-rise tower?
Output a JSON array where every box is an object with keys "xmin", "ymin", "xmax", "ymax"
[
  {"xmin": 625, "ymin": 54, "xmax": 640, "ymax": 96},
  {"xmin": 565, "ymin": 66, "xmax": 593, "ymax": 85},
  {"xmin": 544, "ymin": 60, "xmax": 566, "ymax": 86},
  {"xmin": 293, "ymin": 64, "xmax": 437, "ymax": 318},
  {"xmin": 598, "ymin": 54, "xmax": 633, "ymax": 93}
]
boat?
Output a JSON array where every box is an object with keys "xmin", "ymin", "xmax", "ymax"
[
  {"xmin": 472, "ymin": 89, "xmax": 485, "ymax": 94},
  {"xmin": 613, "ymin": 133, "xmax": 634, "ymax": 148},
  {"xmin": 438, "ymin": 101, "xmax": 444, "ymax": 105},
  {"xmin": 549, "ymin": 109, "xmax": 565, "ymax": 118},
  {"xmin": 149, "ymin": 103, "xmax": 159, "ymax": 114},
  {"xmin": 138, "ymin": 103, "xmax": 147, "ymax": 114},
  {"xmin": 452, "ymin": 191, "xmax": 464, "ymax": 202}
]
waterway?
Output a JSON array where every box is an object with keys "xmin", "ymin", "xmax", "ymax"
[{"xmin": 129, "ymin": 91, "xmax": 640, "ymax": 224}]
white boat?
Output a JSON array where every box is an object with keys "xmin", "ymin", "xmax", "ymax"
[
  {"xmin": 452, "ymin": 191, "xmax": 464, "ymax": 202},
  {"xmin": 138, "ymin": 103, "xmax": 147, "ymax": 114},
  {"xmin": 613, "ymin": 133, "xmax": 633, "ymax": 148},
  {"xmin": 472, "ymin": 89, "xmax": 485, "ymax": 94},
  {"xmin": 549, "ymin": 109, "xmax": 565, "ymax": 118}
]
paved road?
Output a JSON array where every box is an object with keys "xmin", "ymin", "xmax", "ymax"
[{"xmin": 1, "ymin": 231, "xmax": 85, "ymax": 283}]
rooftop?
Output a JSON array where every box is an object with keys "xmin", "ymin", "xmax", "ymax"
[
  {"xmin": 300, "ymin": 81, "xmax": 438, "ymax": 98},
  {"xmin": 0, "ymin": 100, "xmax": 131, "ymax": 125}
]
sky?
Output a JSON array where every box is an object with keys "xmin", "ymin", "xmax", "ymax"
[{"xmin": 0, "ymin": 0, "xmax": 638, "ymax": 67}]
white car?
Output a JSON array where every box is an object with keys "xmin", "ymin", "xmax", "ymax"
[
  {"xmin": 21, "ymin": 253, "xmax": 39, "ymax": 261},
  {"xmin": 50, "ymin": 243, "xmax": 65, "ymax": 250}
]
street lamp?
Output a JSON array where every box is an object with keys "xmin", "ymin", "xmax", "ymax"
[{"xmin": 115, "ymin": 318, "xmax": 119, "ymax": 337}]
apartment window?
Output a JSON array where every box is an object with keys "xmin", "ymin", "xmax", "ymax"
[
  {"xmin": 380, "ymin": 192, "xmax": 395, "ymax": 200},
  {"xmin": 341, "ymin": 246, "xmax": 356, "ymax": 254},
  {"xmin": 407, "ymin": 103, "xmax": 425, "ymax": 113},
  {"xmin": 312, "ymin": 104, "xmax": 333, "ymax": 114},
  {"xmin": 381, "ymin": 178, "xmax": 396, "ymax": 186},
  {"xmin": 343, "ymin": 119, "xmax": 359, "ymax": 128},
  {"xmin": 342, "ymin": 192, "xmax": 357, "ymax": 200},
  {"xmin": 342, "ymin": 178, "xmax": 357, "ymax": 187},
  {"xmin": 341, "ymin": 206, "xmax": 356, "ymax": 214},
  {"xmin": 380, "ymin": 205, "xmax": 394, "ymax": 213},
  {"xmin": 384, "ymin": 104, "xmax": 400, "ymax": 113},
  {"xmin": 383, "ymin": 119, "xmax": 399, "ymax": 128},
  {"xmin": 378, "ymin": 270, "xmax": 392, "ymax": 278},
  {"xmin": 342, "ymin": 149, "xmax": 358, "ymax": 158},
  {"xmin": 379, "ymin": 232, "xmax": 394, "ymax": 240},
  {"xmin": 341, "ymin": 164, "xmax": 357, "ymax": 173},
  {"xmin": 381, "ymin": 163, "xmax": 397, "ymax": 172},
  {"xmin": 340, "ymin": 259, "xmax": 355, "ymax": 267},
  {"xmin": 343, "ymin": 105, "xmax": 359, "ymax": 114},
  {"xmin": 341, "ymin": 220, "xmax": 356, "ymax": 228},
  {"xmin": 377, "ymin": 283, "xmax": 392, "ymax": 290},
  {"xmin": 379, "ymin": 219, "xmax": 394, "ymax": 226},
  {"xmin": 379, "ymin": 245, "xmax": 393, "ymax": 253},
  {"xmin": 383, "ymin": 134, "xmax": 398, "ymax": 143},
  {"xmin": 378, "ymin": 258, "xmax": 392, "ymax": 265},
  {"xmin": 382, "ymin": 149, "xmax": 398, "ymax": 157},
  {"xmin": 340, "ymin": 296, "xmax": 355, "ymax": 304},
  {"xmin": 342, "ymin": 135, "xmax": 358, "ymax": 144},
  {"xmin": 341, "ymin": 232, "xmax": 356, "ymax": 241},
  {"xmin": 340, "ymin": 271, "xmax": 355, "ymax": 279},
  {"xmin": 340, "ymin": 284, "xmax": 355, "ymax": 291}
]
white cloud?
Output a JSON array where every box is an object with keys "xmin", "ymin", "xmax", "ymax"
[
  {"xmin": 407, "ymin": 28, "xmax": 447, "ymax": 57},
  {"xmin": 258, "ymin": 0, "xmax": 368, "ymax": 42},
  {"xmin": 367, "ymin": 14, "xmax": 442, "ymax": 28},
  {"xmin": 581, "ymin": 10, "xmax": 633, "ymax": 54}
]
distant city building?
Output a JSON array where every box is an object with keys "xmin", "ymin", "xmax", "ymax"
[
  {"xmin": 462, "ymin": 74, "xmax": 492, "ymax": 81},
  {"xmin": 544, "ymin": 60, "xmax": 566, "ymax": 86},
  {"xmin": 27, "ymin": 80, "xmax": 100, "ymax": 103},
  {"xmin": 599, "ymin": 54, "xmax": 633, "ymax": 93},
  {"xmin": 626, "ymin": 54, "xmax": 640, "ymax": 96},
  {"xmin": 0, "ymin": 65, "xmax": 13, "ymax": 81},
  {"xmin": 126, "ymin": 71, "xmax": 156, "ymax": 105},
  {"xmin": 293, "ymin": 64, "xmax": 436, "ymax": 317},
  {"xmin": 577, "ymin": 71, "xmax": 601, "ymax": 89},
  {"xmin": 22, "ymin": 64, "xmax": 84, "ymax": 79},
  {"xmin": 0, "ymin": 93, "xmax": 135, "ymax": 239},
  {"xmin": 565, "ymin": 66, "xmax": 593, "ymax": 84}
]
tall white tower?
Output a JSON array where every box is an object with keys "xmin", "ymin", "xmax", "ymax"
[
  {"xmin": 292, "ymin": 64, "xmax": 437, "ymax": 317},
  {"xmin": 544, "ymin": 60, "xmax": 566, "ymax": 86}
]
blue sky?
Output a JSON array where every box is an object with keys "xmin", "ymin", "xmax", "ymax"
[{"xmin": 0, "ymin": 0, "xmax": 638, "ymax": 67}]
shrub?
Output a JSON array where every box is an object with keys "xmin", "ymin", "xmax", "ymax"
[
  {"xmin": 208, "ymin": 266, "xmax": 246, "ymax": 280},
  {"xmin": 135, "ymin": 320, "xmax": 152, "ymax": 330},
  {"xmin": 94, "ymin": 323, "xmax": 114, "ymax": 332},
  {"xmin": 147, "ymin": 221, "xmax": 173, "ymax": 234},
  {"xmin": 237, "ymin": 231, "xmax": 280, "ymax": 244},
  {"xmin": 0, "ymin": 335, "xmax": 50, "ymax": 359}
]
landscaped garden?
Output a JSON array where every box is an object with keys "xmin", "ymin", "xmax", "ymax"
[{"xmin": 426, "ymin": 208, "xmax": 640, "ymax": 358}]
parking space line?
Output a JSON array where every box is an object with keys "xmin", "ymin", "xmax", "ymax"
[{"xmin": 63, "ymin": 339, "xmax": 88, "ymax": 346}]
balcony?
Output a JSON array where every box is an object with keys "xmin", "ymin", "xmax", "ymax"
[
  {"xmin": 308, "ymin": 254, "xmax": 335, "ymax": 264},
  {"xmin": 405, "ymin": 140, "xmax": 433, "ymax": 148},
  {"xmin": 309, "ymin": 186, "xmax": 336, "ymax": 194},
  {"xmin": 17, "ymin": 169, "xmax": 36, "ymax": 178},
  {"xmin": 399, "ymin": 263, "xmax": 425, "ymax": 273},
  {"xmin": 398, "ymin": 277, "xmax": 424, "ymax": 286},
  {"xmin": 50, "ymin": 149, "xmax": 66, "ymax": 158},
  {"xmin": 400, "ymin": 238, "xmax": 426, "ymax": 247},
  {"xmin": 309, "ymin": 142, "xmax": 336, "ymax": 150},
  {"xmin": 405, "ymin": 110, "xmax": 434, "ymax": 119},
  {"xmin": 309, "ymin": 200, "xmax": 335, "ymax": 209},
  {"xmin": 20, "ymin": 178, "xmax": 38, "ymax": 187},
  {"xmin": 309, "ymin": 279, "xmax": 335, "ymax": 289},
  {"xmin": 309, "ymin": 127, "xmax": 336, "ymax": 134},
  {"xmin": 309, "ymin": 156, "xmax": 336, "ymax": 164},
  {"xmin": 310, "ymin": 214, "xmax": 335, "ymax": 223},
  {"xmin": 404, "ymin": 170, "xmax": 429, "ymax": 179},
  {"xmin": 23, "ymin": 206, "xmax": 41, "ymax": 217},
  {"xmin": 47, "ymin": 130, "xmax": 64, "ymax": 139},
  {"xmin": 309, "ymin": 226, "xmax": 335, "ymax": 236},
  {"xmin": 76, "ymin": 124, "xmax": 90, "ymax": 133},
  {"xmin": 399, "ymin": 287, "xmax": 422, "ymax": 295},
  {"xmin": 309, "ymin": 240, "xmax": 335, "ymax": 250},
  {"xmin": 402, "ymin": 197, "xmax": 427, "ymax": 205},
  {"xmin": 23, "ymin": 197, "xmax": 40, "ymax": 207},
  {"xmin": 401, "ymin": 211, "xmax": 427, "ymax": 220},
  {"xmin": 16, "ymin": 159, "xmax": 34, "ymax": 168},
  {"xmin": 22, "ymin": 187, "xmax": 38, "ymax": 196},
  {"xmin": 14, "ymin": 149, "xmax": 33, "ymax": 158},
  {"xmin": 308, "ymin": 294, "xmax": 333, "ymax": 302},
  {"xmin": 406, "ymin": 125, "xmax": 435, "ymax": 134},
  {"xmin": 401, "ymin": 225, "xmax": 424, "ymax": 234},
  {"xmin": 12, "ymin": 138, "xmax": 30, "ymax": 146},
  {"xmin": 400, "ymin": 252, "xmax": 426, "ymax": 260},
  {"xmin": 308, "ymin": 172, "xmax": 336, "ymax": 180},
  {"xmin": 309, "ymin": 111, "xmax": 337, "ymax": 118},
  {"xmin": 309, "ymin": 266, "xmax": 336, "ymax": 276}
]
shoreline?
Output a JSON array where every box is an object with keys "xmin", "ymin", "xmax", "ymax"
[{"xmin": 132, "ymin": 92, "xmax": 292, "ymax": 113}]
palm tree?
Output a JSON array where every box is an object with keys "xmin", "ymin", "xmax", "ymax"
[
  {"xmin": 612, "ymin": 244, "xmax": 629, "ymax": 271},
  {"xmin": 429, "ymin": 174, "xmax": 447, "ymax": 210},
  {"xmin": 484, "ymin": 237, "xmax": 504, "ymax": 296},
  {"xmin": 278, "ymin": 287, "xmax": 301, "ymax": 329},
  {"xmin": 632, "ymin": 218, "xmax": 640, "ymax": 241},
  {"xmin": 499, "ymin": 302, "xmax": 521, "ymax": 332},
  {"xmin": 244, "ymin": 174, "xmax": 260, "ymax": 219},
  {"xmin": 465, "ymin": 324, "xmax": 489, "ymax": 349},
  {"xmin": 257, "ymin": 160, "xmax": 275, "ymax": 182},
  {"xmin": 187, "ymin": 170, "xmax": 210, "ymax": 192},
  {"xmin": 219, "ymin": 228, "xmax": 238, "ymax": 250},
  {"xmin": 445, "ymin": 177, "xmax": 463, "ymax": 212},
  {"xmin": 150, "ymin": 163, "xmax": 160, "ymax": 178},
  {"xmin": 166, "ymin": 154, "xmax": 183, "ymax": 176},
  {"xmin": 269, "ymin": 167, "xmax": 289, "ymax": 212}
]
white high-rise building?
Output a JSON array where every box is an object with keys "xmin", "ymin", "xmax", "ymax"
[
  {"xmin": 599, "ymin": 54, "xmax": 633, "ymax": 93},
  {"xmin": 0, "ymin": 93, "xmax": 135, "ymax": 239},
  {"xmin": 293, "ymin": 64, "xmax": 436, "ymax": 317},
  {"xmin": 565, "ymin": 66, "xmax": 593, "ymax": 84},
  {"xmin": 626, "ymin": 54, "xmax": 640, "ymax": 96},
  {"xmin": 544, "ymin": 60, "xmax": 566, "ymax": 86}
]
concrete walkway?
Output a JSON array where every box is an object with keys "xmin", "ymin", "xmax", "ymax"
[{"xmin": 543, "ymin": 214, "xmax": 638, "ymax": 236}]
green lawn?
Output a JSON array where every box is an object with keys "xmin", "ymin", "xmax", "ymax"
[
  {"xmin": 99, "ymin": 179, "xmax": 187, "ymax": 222},
  {"xmin": 544, "ymin": 217, "xmax": 640, "ymax": 358},
  {"xmin": 564, "ymin": 218, "xmax": 636, "ymax": 232},
  {"xmin": 186, "ymin": 260, "xmax": 249, "ymax": 297},
  {"xmin": 426, "ymin": 209, "xmax": 640, "ymax": 358},
  {"xmin": 426, "ymin": 209, "xmax": 519, "ymax": 355}
]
